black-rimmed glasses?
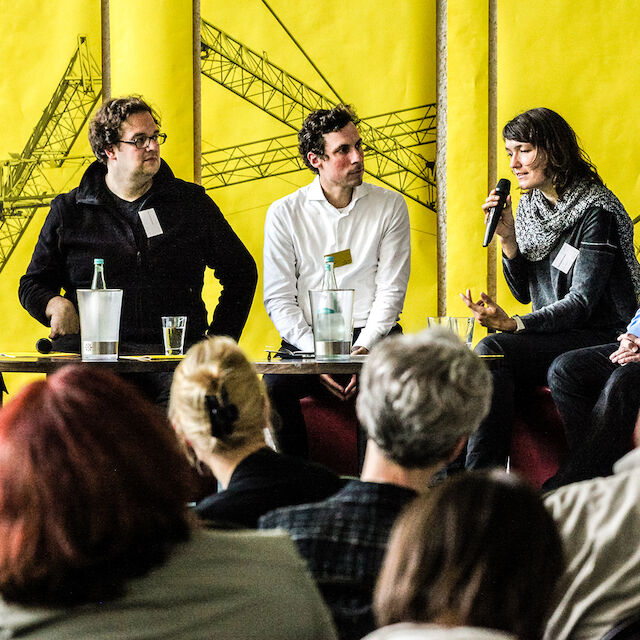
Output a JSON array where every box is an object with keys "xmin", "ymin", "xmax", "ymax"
[{"xmin": 118, "ymin": 133, "xmax": 167, "ymax": 149}]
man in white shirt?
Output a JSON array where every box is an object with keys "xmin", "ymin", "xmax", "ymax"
[{"xmin": 263, "ymin": 104, "xmax": 411, "ymax": 457}]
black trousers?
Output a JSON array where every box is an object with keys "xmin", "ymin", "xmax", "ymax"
[
  {"xmin": 264, "ymin": 325, "xmax": 401, "ymax": 463},
  {"xmin": 543, "ymin": 343, "xmax": 640, "ymax": 489},
  {"xmin": 465, "ymin": 327, "xmax": 620, "ymax": 471}
]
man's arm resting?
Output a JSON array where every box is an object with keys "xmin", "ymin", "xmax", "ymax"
[{"xmin": 45, "ymin": 296, "xmax": 79, "ymax": 338}]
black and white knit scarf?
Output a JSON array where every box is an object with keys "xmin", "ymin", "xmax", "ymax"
[{"xmin": 515, "ymin": 179, "xmax": 640, "ymax": 297}]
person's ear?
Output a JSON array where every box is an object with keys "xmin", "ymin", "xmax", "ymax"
[{"xmin": 308, "ymin": 151, "xmax": 322, "ymax": 170}]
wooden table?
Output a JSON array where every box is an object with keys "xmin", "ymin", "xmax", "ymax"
[
  {"xmin": 252, "ymin": 355, "xmax": 367, "ymax": 375},
  {"xmin": 0, "ymin": 353, "xmax": 183, "ymax": 375},
  {"xmin": 0, "ymin": 354, "xmax": 368, "ymax": 376},
  {"xmin": 0, "ymin": 352, "xmax": 499, "ymax": 376}
]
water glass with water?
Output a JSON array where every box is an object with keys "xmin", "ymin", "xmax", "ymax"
[{"xmin": 162, "ymin": 316, "xmax": 187, "ymax": 355}]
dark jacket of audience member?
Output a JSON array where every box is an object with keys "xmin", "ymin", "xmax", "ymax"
[
  {"xmin": 169, "ymin": 336, "xmax": 344, "ymax": 527},
  {"xmin": 259, "ymin": 328, "xmax": 493, "ymax": 640}
]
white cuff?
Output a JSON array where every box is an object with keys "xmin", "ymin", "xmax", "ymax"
[{"xmin": 513, "ymin": 315, "xmax": 525, "ymax": 332}]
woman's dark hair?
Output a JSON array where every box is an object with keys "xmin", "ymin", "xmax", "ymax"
[
  {"xmin": 298, "ymin": 104, "xmax": 359, "ymax": 173},
  {"xmin": 503, "ymin": 107, "xmax": 602, "ymax": 195},
  {"xmin": 89, "ymin": 95, "xmax": 160, "ymax": 163},
  {"xmin": 0, "ymin": 365, "xmax": 193, "ymax": 606},
  {"xmin": 374, "ymin": 471, "xmax": 565, "ymax": 640}
]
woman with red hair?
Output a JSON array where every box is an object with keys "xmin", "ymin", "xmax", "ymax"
[{"xmin": 0, "ymin": 365, "xmax": 337, "ymax": 639}]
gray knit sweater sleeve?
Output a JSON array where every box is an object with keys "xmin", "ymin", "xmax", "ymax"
[{"xmin": 502, "ymin": 207, "xmax": 637, "ymax": 333}]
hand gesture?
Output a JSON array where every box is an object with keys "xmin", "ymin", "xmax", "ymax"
[
  {"xmin": 610, "ymin": 332, "xmax": 640, "ymax": 365},
  {"xmin": 459, "ymin": 289, "xmax": 517, "ymax": 332},
  {"xmin": 319, "ymin": 373, "xmax": 358, "ymax": 401}
]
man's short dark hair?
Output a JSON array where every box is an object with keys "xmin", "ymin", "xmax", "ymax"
[
  {"xmin": 88, "ymin": 96, "xmax": 159, "ymax": 164},
  {"xmin": 298, "ymin": 104, "xmax": 359, "ymax": 173}
]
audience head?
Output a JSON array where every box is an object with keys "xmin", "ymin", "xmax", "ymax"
[
  {"xmin": 169, "ymin": 336, "xmax": 269, "ymax": 462},
  {"xmin": 356, "ymin": 328, "xmax": 492, "ymax": 468},
  {"xmin": 298, "ymin": 104, "xmax": 360, "ymax": 173},
  {"xmin": 502, "ymin": 107, "xmax": 602, "ymax": 195},
  {"xmin": 89, "ymin": 95, "xmax": 159, "ymax": 164},
  {"xmin": 374, "ymin": 471, "xmax": 565, "ymax": 640},
  {"xmin": 0, "ymin": 365, "xmax": 192, "ymax": 606}
]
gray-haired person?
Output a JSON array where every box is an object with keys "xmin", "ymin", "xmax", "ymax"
[{"xmin": 259, "ymin": 328, "xmax": 492, "ymax": 640}]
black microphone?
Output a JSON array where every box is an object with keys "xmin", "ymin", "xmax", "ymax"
[
  {"xmin": 483, "ymin": 178, "xmax": 511, "ymax": 247},
  {"xmin": 36, "ymin": 338, "xmax": 53, "ymax": 354}
]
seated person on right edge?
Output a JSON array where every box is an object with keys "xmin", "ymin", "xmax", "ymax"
[
  {"xmin": 259, "ymin": 329, "xmax": 492, "ymax": 640},
  {"xmin": 262, "ymin": 104, "xmax": 410, "ymax": 458},
  {"xmin": 168, "ymin": 336, "xmax": 344, "ymax": 528},
  {"xmin": 461, "ymin": 107, "xmax": 640, "ymax": 472},
  {"xmin": 543, "ymin": 412, "xmax": 640, "ymax": 640},
  {"xmin": 542, "ymin": 304, "xmax": 640, "ymax": 489}
]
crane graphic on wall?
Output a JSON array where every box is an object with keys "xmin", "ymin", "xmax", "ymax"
[
  {"xmin": 0, "ymin": 36, "xmax": 102, "ymax": 275},
  {"xmin": 0, "ymin": 13, "xmax": 435, "ymax": 275},
  {"xmin": 199, "ymin": 16, "xmax": 436, "ymax": 209}
]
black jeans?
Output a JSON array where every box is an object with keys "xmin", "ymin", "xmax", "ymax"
[
  {"xmin": 264, "ymin": 326, "xmax": 401, "ymax": 461},
  {"xmin": 465, "ymin": 327, "xmax": 621, "ymax": 471},
  {"xmin": 543, "ymin": 342, "xmax": 640, "ymax": 489}
]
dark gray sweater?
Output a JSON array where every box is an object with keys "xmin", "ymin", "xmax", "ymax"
[{"xmin": 504, "ymin": 206, "xmax": 638, "ymax": 333}]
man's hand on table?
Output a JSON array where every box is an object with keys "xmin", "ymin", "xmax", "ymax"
[
  {"xmin": 318, "ymin": 346, "xmax": 368, "ymax": 401},
  {"xmin": 45, "ymin": 296, "xmax": 80, "ymax": 338}
]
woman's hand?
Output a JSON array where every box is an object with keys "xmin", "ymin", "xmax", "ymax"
[
  {"xmin": 460, "ymin": 288, "xmax": 517, "ymax": 332},
  {"xmin": 482, "ymin": 190, "xmax": 517, "ymax": 258}
]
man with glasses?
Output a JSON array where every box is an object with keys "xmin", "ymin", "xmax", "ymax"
[{"xmin": 19, "ymin": 96, "xmax": 257, "ymax": 405}]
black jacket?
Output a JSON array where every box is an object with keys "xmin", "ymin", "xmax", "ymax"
[{"xmin": 19, "ymin": 160, "xmax": 257, "ymax": 350}]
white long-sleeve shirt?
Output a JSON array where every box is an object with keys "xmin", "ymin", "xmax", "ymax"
[{"xmin": 263, "ymin": 176, "xmax": 411, "ymax": 352}]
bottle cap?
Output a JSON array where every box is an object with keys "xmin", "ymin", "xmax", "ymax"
[
  {"xmin": 324, "ymin": 256, "xmax": 334, "ymax": 264},
  {"xmin": 94, "ymin": 258, "xmax": 104, "ymax": 265}
]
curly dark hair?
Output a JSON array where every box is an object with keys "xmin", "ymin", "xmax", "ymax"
[
  {"xmin": 298, "ymin": 104, "xmax": 359, "ymax": 173},
  {"xmin": 502, "ymin": 107, "xmax": 603, "ymax": 196},
  {"xmin": 88, "ymin": 96, "xmax": 160, "ymax": 164}
]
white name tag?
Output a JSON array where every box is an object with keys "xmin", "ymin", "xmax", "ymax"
[
  {"xmin": 552, "ymin": 242, "xmax": 579, "ymax": 274},
  {"xmin": 139, "ymin": 208, "xmax": 163, "ymax": 238}
]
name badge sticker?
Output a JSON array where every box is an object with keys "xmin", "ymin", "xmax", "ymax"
[
  {"xmin": 139, "ymin": 208, "xmax": 164, "ymax": 238},
  {"xmin": 552, "ymin": 242, "xmax": 579, "ymax": 274},
  {"xmin": 325, "ymin": 249, "xmax": 352, "ymax": 268}
]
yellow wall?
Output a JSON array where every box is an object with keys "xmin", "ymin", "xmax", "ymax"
[
  {"xmin": 4, "ymin": 1, "xmax": 640, "ymax": 396},
  {"xmin": 110, "ymin": 0, "xmax": 195, "ymax": 180},
  {"xmin": 0, "ymin": 1, "xmax": 436, "ymax": 394},
  {"xmin": 445, "ymin": 0, "xmax": 490, "ymax": 315},
  {"xmin": 0, "ymin": 1, "xmax": 101, "ymax": 391},
  {"xmin": 493, "ymin": 0, "xmax": 640, "ymax": 314},
  {"xmin": 200, "ymin": 0, "xmax": 437, "ymax": 358}
]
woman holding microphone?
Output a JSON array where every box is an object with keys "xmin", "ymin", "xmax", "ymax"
[{"xmin": 461, "ymin": 107, "xmax": 640, "ymax": 471}]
